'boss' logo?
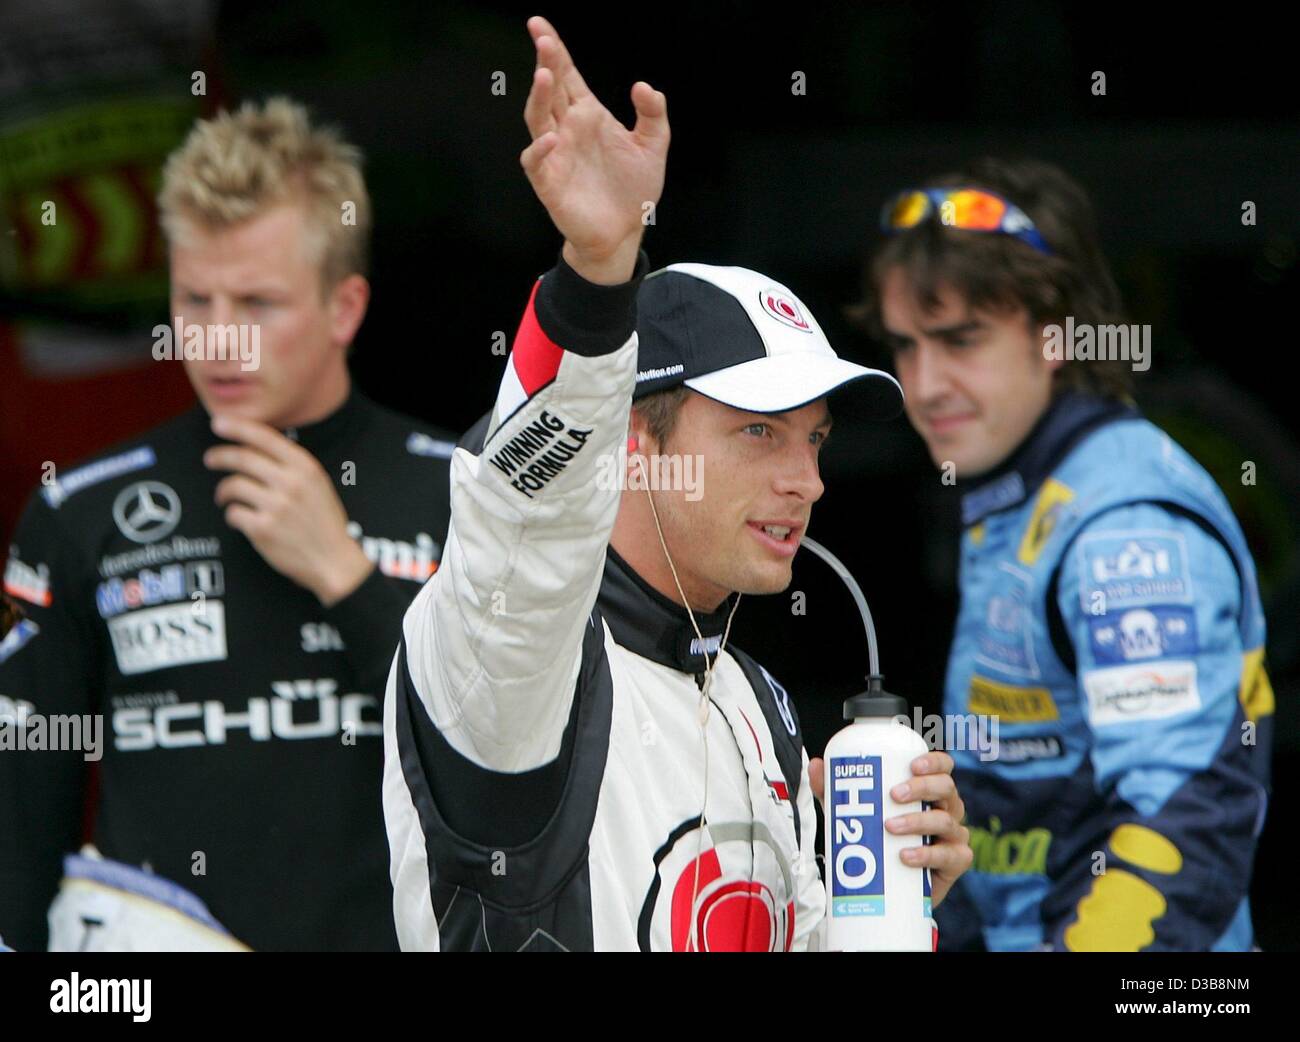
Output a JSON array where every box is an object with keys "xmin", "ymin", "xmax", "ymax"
[{"xmin": 106, "ymin": 602, "xmax": 227, "ymax": 675}]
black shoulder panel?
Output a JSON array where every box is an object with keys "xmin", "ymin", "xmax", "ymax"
[
  {"xmin": 727, "ymin": 646, "xmax": 805, "ymax": 847},
  {"xmin": 393, "ymin": 609, "xmax": 614, "ymax": 951}
]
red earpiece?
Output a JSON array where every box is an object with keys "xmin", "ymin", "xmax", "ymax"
[{"xmin": 627, "ymin": 435, "xmax": 639, "ymax": 453}]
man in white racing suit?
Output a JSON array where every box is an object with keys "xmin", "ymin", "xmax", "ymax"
[{"xmin": 382, "ymin": 15, "xmax": 973, "ymax": 951}]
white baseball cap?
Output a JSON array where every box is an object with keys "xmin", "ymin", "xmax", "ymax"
[{"xmin": 634, "ymin": 262, "xmax": 903, "ymax": 417}]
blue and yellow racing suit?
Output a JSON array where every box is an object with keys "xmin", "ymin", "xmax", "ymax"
[{"xmin": 938, "ymin": 391, "xmax": 1274, "ymax": 951}]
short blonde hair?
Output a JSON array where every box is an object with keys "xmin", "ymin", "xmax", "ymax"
[{"xmin": 158, "ymin": 96, "xmax": 371, "ymax": 291}]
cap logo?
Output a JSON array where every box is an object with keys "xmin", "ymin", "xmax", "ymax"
[{"xmin": 759, "ymin": 289, "xmax": 811, "ymax": 332}]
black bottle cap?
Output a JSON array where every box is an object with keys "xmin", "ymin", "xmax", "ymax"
[{"xmin": 842, "ymin": 674, "xmax": 910, "ymax": 720}]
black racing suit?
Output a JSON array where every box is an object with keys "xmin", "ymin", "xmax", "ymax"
[{"xmin": 0, "ymin": 390, "xmax": 453, "ymax": 950}]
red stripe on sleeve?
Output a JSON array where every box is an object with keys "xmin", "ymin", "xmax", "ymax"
[{"xmin": 510, "ymin": 280, "xmax": 565, "ymax": 396}]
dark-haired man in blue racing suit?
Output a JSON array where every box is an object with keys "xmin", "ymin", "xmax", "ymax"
[{"xmin": 859, "ymin": 161, "xmax": 1273, "ymax": 950}]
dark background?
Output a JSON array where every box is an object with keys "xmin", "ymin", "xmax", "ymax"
[{"xmin": 5, "ymin": 0, "xmax": 1297, "ymax": 947}]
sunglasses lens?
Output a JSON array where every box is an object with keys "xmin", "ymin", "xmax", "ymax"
[
  {"xmin": 887, "ymin": 191, "xmax": 931, "ymax": 229},
  {"xmin": 948, "ymin": 189, "xmax": 1006, "ymax": 230}
]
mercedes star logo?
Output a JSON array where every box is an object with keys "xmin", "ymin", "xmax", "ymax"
[{"xmin": 113, "ymin": 481, "xmax": 182, "ymax": 544}]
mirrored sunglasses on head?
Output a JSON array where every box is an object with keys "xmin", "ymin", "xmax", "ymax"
[{"xmin": 880, "ymin": 187, "xmax": 1052, "ymax": 254}]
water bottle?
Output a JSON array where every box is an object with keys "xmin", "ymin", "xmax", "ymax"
[{"xmin": 823, "ymin": 677, "xmax": 933, "ymax": 952}]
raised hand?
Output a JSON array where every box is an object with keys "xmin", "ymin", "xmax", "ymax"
[{"xmin": 520, "ymin": 15, "xmax": 669, "ymax": 284}]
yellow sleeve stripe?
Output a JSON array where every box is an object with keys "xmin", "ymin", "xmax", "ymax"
[
  {"xmin": 1240, "ymin": 647, "xmax": 1275, "ymax": 723},
  {"xmin": 1063, "ymin": 825, "xmax": 1182, "ymax": 951}
]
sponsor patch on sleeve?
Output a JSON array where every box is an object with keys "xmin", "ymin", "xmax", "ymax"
[
  {"xmin": 1087, "ymin": 605, "xmax": 1198, "ymax": 665},
  {"xmin": 1076, "ymin": 530, "xmax": 1193, "ymax": 612},
  {"xmin": 1082, "ymin": 660, "xmax": 1200, "ymax": 726},
  {"xmin": 0, "ymin": 618, "xmax": 40, "ymax": 665},
  {"xmin": 484, "ymin": 408, "xmax": 594, "ymax": 500},
  {"xmin": 4, "ymin": 552, "xmax": 51, "ymax": 607},
  {"xmin": 41, "ymin": 447, "xmax": 156, "ymax": 509}
]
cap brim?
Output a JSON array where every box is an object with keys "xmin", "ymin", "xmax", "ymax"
[{"xmin": 683, "ymin": 354, "xmax": 904, "ymax": 418}]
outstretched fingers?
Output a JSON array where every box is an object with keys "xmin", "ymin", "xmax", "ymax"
[
  {"xmin": 523, "ymin": 65, "xmax": 557, "ymax": 140},
  {"xmin": 527, "ymin": 16, "xmax": 589, "ymax": 104},
  {"xmin": 630, "ymin": 81, "xmax": 669, "ymax": 146},
  {"xmin": 534, "ymin": 36, "xmax": 571, "ymax": 128}
]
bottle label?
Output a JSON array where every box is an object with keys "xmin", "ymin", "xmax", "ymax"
[
  {"xmin": 828, "ymin": 754, "xmax": 885, "ymax": 917},
  {"xmin": 923, "ymin": 801, "xmax": 933, "ymax": 919}
]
